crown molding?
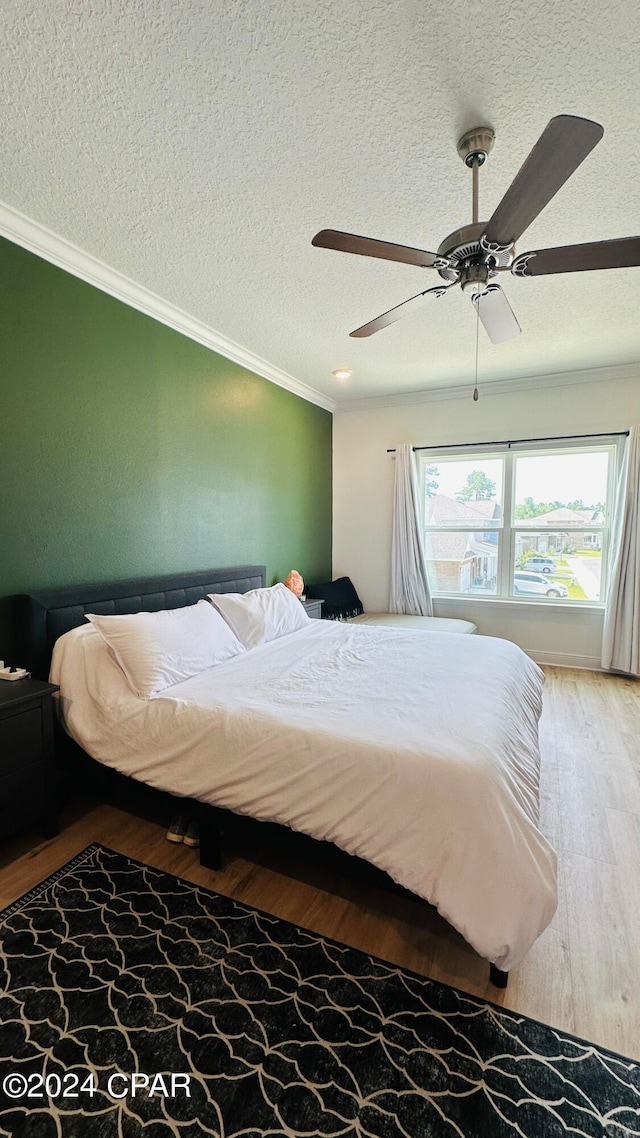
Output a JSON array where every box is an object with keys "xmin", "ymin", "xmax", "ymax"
[
  {"xmin": 0, "ymin": 199, "xmax": 336, "ymax": 414},
  {"xmin": 334, "ymin": 361, "xmax": 640, "ymax": 413}
]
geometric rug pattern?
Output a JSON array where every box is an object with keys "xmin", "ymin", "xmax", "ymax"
[{"xmin": 1, "ymin": 844, "xmax": 638, "ymax": 1136}]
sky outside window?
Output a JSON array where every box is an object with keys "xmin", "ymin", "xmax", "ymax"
[
  {"xmin": 424, "ymin": 451, "xmax": 609, "ymax": 510},
  {"xmin": 424, "ymin": 458, "xmax": 503, "ymax": 504},
  {"xmin": 514, "ymin": 451, "xmax": 609, "ymax": 509}
]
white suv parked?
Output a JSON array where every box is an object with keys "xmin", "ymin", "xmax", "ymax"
[
  {"xmin": 525, "ymin": 556, "xmax": 557, "ymax": 574},
  {"xmin": 513, "ymin": 571, "xmax": 567, "ymax": 598}
]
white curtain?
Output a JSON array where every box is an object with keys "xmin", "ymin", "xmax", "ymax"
[
  {"xmin": 389, "ymin": 444, "xmax": 434, "ymax": 616},
  {"xmin": 601, "ymin": 426, "xmax": 640, "ymax": 674}
]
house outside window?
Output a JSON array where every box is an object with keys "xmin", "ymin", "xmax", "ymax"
[{"xmin": 419, "ymin": 444, "xmax": 616, "ymax": 604}]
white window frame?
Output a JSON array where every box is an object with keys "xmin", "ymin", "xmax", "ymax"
[{"xmin": 419, "ymin": 441, "xmax": 618, "ymax": 607}]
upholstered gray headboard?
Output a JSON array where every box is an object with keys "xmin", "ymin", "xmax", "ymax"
[{"xmin": 16, "ymin": 565, "xmax": 266, "ymax": 681}]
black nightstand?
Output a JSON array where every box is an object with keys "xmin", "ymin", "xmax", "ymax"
[
  {"xmin": 301, "ymin": 598, "xmax": 324, "ymax": 620},
  {"xmin": 0, "ymin": 679, "xmax": 59, "ymax": 842}
]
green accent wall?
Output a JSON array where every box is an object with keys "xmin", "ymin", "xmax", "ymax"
[{"xmin": 0, "ymin": 235, "xmax": 332, "ymax": 662}]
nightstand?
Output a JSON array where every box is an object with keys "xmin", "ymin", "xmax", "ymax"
[
  {"xmin": 0, "ymin": 679, "xmax": 59, "ymax": 842},
  {"xmin": 301, "ymin": 598, "xmax": 324, "ymax": 620}
]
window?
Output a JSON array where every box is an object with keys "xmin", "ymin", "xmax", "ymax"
[{"xmin": 420, "ymin": 444, "xmax": 616, "ymax": 604}]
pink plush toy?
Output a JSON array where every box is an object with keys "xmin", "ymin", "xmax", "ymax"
[{"xmin": 284, "ymin": 569, "xmax": 304, "ymax": 597}]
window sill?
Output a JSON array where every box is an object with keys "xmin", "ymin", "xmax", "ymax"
[{"xmin": 432, "ymin": 594, "xmax": 605, "ymax": 614}]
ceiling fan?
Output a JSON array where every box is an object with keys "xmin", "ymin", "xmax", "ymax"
[{"xmin": 312, "ymin": 115, "xmax": 640, "ymax": 344}]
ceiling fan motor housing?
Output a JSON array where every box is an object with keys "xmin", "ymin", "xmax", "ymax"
[{"xmin": 436, "ymin": 222, "xmax": 513, "ymax": 282}]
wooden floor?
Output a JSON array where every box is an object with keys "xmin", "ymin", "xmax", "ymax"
[{"xmin": 1, "ymin": 666, "xmax": 639, "ymax": 1060}]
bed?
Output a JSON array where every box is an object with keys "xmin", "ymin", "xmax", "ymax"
[{"xmin": 17, "ymin": 565, "xmax": 557, "ymax": 986}]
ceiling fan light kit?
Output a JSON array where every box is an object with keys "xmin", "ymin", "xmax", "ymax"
[{"xmin": 312, "ymin": 114, "xmax": 640, "ymax": 347}]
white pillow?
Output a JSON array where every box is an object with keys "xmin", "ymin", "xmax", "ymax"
[
  {"xmin": 208, "ymin": 583, "xmax": 310, "ymax": 650},
  {"xmin": 86, "ymin": 600, "xmax": 245, "ymax": 698}
]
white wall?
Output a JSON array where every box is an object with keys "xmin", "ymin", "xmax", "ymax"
[{"xmin": 333, "ymin": 372, "xmax": 640, "ymax": 669}]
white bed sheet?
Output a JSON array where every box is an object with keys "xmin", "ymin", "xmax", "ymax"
[{"xmin": 51, "ymin": 620, "xmax": 557, "ymax": 970}]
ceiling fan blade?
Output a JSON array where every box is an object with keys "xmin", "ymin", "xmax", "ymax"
[
  {"xmin": 312, "ymin": 229, "xmax": 451, "ymax": 269},
  {"xmin": 482, "ymin": 115, "xmax": 604, "ymax": 254},
  {"xmin": 350, "ymin": 285, "xmax": 451, "ymax": 338},
  {"xmin": 512, "ymin": 236, "xmax": 640, "ymax": 276},
  {"xmin": 472, "ymin": 284, "xmax": 521, "ymax": 344}
]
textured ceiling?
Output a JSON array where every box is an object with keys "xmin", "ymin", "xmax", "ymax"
[{"xmin": 2, "ymin": 1, "xmax": 640, "ymax": 405}]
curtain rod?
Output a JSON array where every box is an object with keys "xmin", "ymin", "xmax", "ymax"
[{"xmin": 386, "ymin": 430, "xmax": 629, "ymax": 454}]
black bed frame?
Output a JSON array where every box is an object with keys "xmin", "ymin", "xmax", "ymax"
[{"xmin": 15, "ymin": 565, "xmax": 508, "ymax": 989}]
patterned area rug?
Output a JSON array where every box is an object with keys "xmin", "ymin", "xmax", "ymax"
[{"xmin": 0, "ymin": 845, "xmax": 638, "ymax": 1137}]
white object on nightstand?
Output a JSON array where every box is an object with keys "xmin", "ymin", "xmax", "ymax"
[{"xmin": 0, "ymin": 665, "xmax": 30, "ymax": 681}]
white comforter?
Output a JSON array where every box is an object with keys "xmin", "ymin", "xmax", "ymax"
[{"xmin": 51, "ymin": 620, "xmax": 557, "ymax": 970}]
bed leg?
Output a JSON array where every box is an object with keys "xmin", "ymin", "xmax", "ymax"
[
  {"xmin": 489, "ymin": 963, "xmax": 509, "ymax": 989},
  {"xmin": 199, "ymin": 822, "xmax": 223, "ymax": 871}
]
